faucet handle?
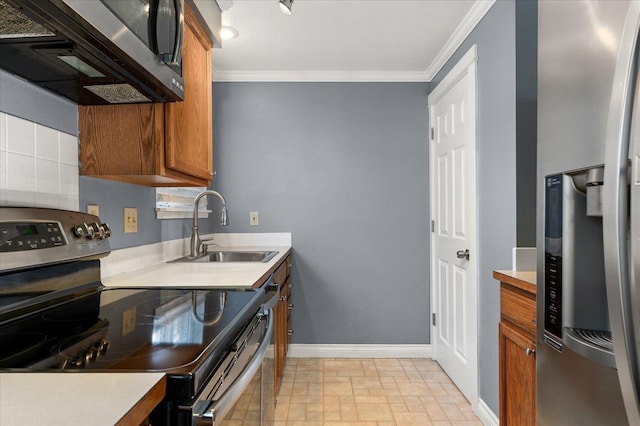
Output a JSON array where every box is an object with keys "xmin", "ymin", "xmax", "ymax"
[{"xmin": 199, "ymin": 237, "xmax": 218, "ymax": 254}]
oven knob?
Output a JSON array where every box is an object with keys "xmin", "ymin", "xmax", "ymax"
[
  {"xmin": 90, "ymin": 222, "xmax": 105, "ymax": 239},
  {"xmin": 87, "ymin": 223, "xmax": 101, "ymax": 240},
  {"xmin": 95, "ymin": 339, "xmax": 109, "ymax": 355},
  {"xmin": 73, "ymin": 223, "xmax": 91, "ymax": 239},
  {"xmin": 70, "ymin": 356, "xmax": 86, "ymax": 368},
  {"xmin": 99, "ymin": 223, "xmax": 111, "ymax": 239}
]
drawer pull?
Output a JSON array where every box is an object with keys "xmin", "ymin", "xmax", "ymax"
[{"xmin": 525, "ymin": 347, "xmax": 536, "ymax": 356}]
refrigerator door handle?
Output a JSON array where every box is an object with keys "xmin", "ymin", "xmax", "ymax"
[{"xmin": 603, "ymin": 3, "xmax": 640, "ymax": 424}]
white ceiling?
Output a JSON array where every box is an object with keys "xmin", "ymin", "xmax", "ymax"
[{"xmin": 210, "ymin": 0, "xmax": 494, "ymax": 82}]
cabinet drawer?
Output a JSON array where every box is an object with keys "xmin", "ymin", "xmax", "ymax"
[{"xmin": 501, "ymin": 286, "xmax": 536, "ymax": 336}]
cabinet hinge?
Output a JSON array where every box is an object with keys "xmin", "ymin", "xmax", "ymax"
[
  {"xmin": 432, "ymin": 313, "xmax": 436, "ymax": 326},
  {"xmin": 431, "ymin": 220, "xmax": 435, "ymax": 233},
  {"xmin": 430, "ymin": 127, "xmax": 435, "ymax": 140}
]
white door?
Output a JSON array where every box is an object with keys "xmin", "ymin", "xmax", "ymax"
[{"xmin": 429, "ymin": 45, "xmax": 478, "ymax": 406}]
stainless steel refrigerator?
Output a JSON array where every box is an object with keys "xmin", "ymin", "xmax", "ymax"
[{"xmin": 537, "ymin": 1, "xmax": 640, "ymax": 424}]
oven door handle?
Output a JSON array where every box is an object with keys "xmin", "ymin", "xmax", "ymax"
[
  {"xmin": 262, "ymin": 275, "xmax": 279, "ymax": 311},
  {"xmin": 193, "ymin": 311, "xmax": 274, "ymax": 426}
]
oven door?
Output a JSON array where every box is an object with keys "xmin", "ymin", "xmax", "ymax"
[{"xmin": 186, "ymin": 310, "xmax": 274, "ymax": 426}]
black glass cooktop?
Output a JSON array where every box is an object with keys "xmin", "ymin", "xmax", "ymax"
[{"xmin": 0, "ymin": 287, "xmax": 263, "ymax": 375}]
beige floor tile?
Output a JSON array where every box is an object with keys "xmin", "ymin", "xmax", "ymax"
[
  {"xmin": 324, "ymin": 382, "xmax": 354, "ymax": 396},
  {"xmin": 273, "ymin": 357, "xmax": 481, "ymax": 425},
  {"xmin": 340, "ymin": 402, "xmax": 359, "ymax": 421},
  {"xmin": 356, "ymin": 402, "xmax": 394, "ymax": 421}
]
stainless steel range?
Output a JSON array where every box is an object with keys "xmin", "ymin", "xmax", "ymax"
[{"xmin": 0, "ymin": 207, "xmax": 274, "ymax": 425}]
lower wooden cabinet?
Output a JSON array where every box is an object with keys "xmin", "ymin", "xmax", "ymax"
[
  {"xmin": 274, "ymin": 255, "xmax": 293, "ymax": 394},
  {"xmin": 499, "ymin": 321, "xmax": 536, "ymax": 425},
  {"xmin": 495, "ymin": 270, "xmax": 537, "ymax": 426}
]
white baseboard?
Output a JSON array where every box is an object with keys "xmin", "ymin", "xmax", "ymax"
[
  {"xmin": 288, "ymin": 344, "xmax": 432, "ymax": 359},
  {"xmin": 475, "ymin": 398, "xmax": 499, "ymax": 426}
]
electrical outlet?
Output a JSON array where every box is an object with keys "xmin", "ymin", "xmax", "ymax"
[
  {"xmin": 87, "ymin": 204, "xmax": 99, "ymax": 216},
  {"xmin": 122, "ymin": 307, "xmax": 136, "ymax": 336},
  {"xmin": 124, "ymin": 208, "xmax": 138, "ymax": 233},
  {"xmin": 250, "ymin": 211, "xmax": 259, "ymax": 226}
]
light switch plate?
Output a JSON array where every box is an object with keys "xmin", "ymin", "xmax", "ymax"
[
  {"xmin": 87, "ymin": 204, "xmax": 99, "ymax": 216},
  {"xmin": 124, "ymin": 207, "xmax": 138, "ymax": 233},
  {"xmin": 250, "ymin": 211, "xmax": 259, "ymax": 226}
]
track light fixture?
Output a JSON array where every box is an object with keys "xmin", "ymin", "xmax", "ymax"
[{"xmin": 279, "ymin": 0, "xmax": 294, "ymax": 15}]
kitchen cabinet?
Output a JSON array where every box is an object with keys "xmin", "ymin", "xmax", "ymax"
[
  {"xmin": 494, "ymin": 270, "xmax": 536, "ymax": 426},
  {"xmin": 78, "ymin": 2, "xmax": 213, "ymax": 187},
  {"xmin": 274, "ymin": 254, "xmax": 293, "ymax": 393}
]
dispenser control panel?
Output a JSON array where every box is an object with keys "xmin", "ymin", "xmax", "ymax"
[{"xmin": 544, "ymin": 174, "xmax": 563, "ymax": 351}]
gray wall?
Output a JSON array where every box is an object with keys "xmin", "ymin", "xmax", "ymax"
[
  {"xmin": 0, "ymin": 70, "xmax": 76, "ymax": 134},
  {"xmin": 211, "ymin": 82, "xmax": 431, "ymax": 344},
  {"xmin": 79, "ymin": 177, "xmax": 210, "ymax": 249},
  {"xmin": 430, "ymin": 0, "xmax": 525, "ymax": 414}
]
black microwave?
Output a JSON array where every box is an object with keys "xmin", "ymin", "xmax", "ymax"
[{"xmin": 0, "ymin": 0, "xmax": 186, "ymax": 104}]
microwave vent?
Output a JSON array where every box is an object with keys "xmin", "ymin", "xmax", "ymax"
[
  {"xmin": 84, "ymin": 84, "xmax": 152, "ymax": 104},
  {"xmin": 0, "ymin": 1, "xmax": 55, "ymax": 38}
]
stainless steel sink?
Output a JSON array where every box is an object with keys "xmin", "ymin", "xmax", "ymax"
[{"xmin": 174, "ymin": 250, "xmax": 279, "ymax": 263}]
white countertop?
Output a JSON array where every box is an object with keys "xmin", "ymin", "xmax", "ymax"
[
  {"xmin": 102, "ymin": 245, "xmax": 292, "ymax": 288},
  {"xmin": 0, "ymin": 372, "xmax": 165, "ymax": 426}
]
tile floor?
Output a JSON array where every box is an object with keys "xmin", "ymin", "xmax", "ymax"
[{"xmin": 274, "ymin": 358, "xmax": 482, "ymax": 426}]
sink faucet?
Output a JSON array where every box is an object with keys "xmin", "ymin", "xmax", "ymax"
[{"xmin": 190, "ymin": 190, "xmax": 228, "ymax": 258}]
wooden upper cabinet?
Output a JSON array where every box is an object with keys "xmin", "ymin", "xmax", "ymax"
[
  {"xmin": 165, "ymin": 5, "xmax": 212, "ymax": 182},
  {"xmin": 79, "ymin": 3, "xmax": 213, "ymax": 187}
]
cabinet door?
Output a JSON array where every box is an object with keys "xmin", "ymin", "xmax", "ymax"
[
  {"xmin": 164, "ymin": 4, "xmax": 213, "ymax": 182},
  {"xmin": 79, "ymin": 104, "xmax": 164, "ymax": 182},
  {"xmin": 499, "ymin": 321, "xmax": 536, "ymax": 426}
]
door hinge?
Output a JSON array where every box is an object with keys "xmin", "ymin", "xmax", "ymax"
[
  {"xmin": 430, "ymin": 127, "xmax": 435, "ymax": 140},
  {"xmin": 431, "ymin": 220, "xmax": 435, "ymax": 232},
  {"xmin": 432, "ymin": 313, "xmax": 436, "ymax": 326}
]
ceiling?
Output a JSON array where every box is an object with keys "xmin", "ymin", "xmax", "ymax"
[{"xmin": 210, "ymin": 0, "xmax": 494, "ymax": 82}]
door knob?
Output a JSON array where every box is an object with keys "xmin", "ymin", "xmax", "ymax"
[{"xmin": 456, "ymin": 249, "xmax": 470, "ymax": 260}]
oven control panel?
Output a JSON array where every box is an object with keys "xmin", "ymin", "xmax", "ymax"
[
  {"xmin": 0, "ymin": 221, "xmax": 66, "ymax": 252},
  {"xmin": 0, "ymin": 207, "xmax": 111, "ymax": 272}
]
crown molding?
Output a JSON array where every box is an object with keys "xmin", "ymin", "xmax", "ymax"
[
  {"xmin": 424, "ymin": 0, "xmax": 495, "ymax": 81},
  {"xmin": 211, "ymin": 0, "xmax": 495, "ymax": 83},
  {"xmin": 213, "ymin": 70, "xmax": 430, "ymax": 82}
]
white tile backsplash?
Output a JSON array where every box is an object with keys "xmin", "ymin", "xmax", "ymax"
[
  {"xmin": 6, "ymin": 114, "xmax": 35, "ymax": 156},
  {"xmin": 0, "ymin": 112, "xmax": 79, "ymax": 208},
  {"xmin": 35, "ymin": 124, "xmax": 59, "ymax": 161},
  {"xmin": 59, "ymin": 131, "xmax": 78, "ymax": 165},
  {"xmin": 0, "ymin": 150, "xmax": 6, "ymax": 195},
  {"xmin": 60, "ymin": 163, "xmax": 79, "ymax": 196},
  {"xmin": 6, "ymin": 153, "xmax": 36, "ymax": 191},
  {"xmin": 0, "ymin": 113, "xmax": 6, "ymax": 151},
  {"xmin": 58, "ymin": 195, "xmax": 79, "ymax": 211},
  {"xmin": 35, "ymin": 192, "xmax": 62, "ymax": 209},
  {"xmin": 35, "ymin": 158, "xmax": 59, "ymax": 193}
]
